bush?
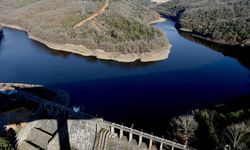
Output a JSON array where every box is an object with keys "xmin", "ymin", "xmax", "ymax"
[{"xmin": 0, "ymin": 137, "xmax": 13, "ymax": 150}]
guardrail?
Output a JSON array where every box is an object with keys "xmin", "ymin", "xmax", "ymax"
[{"xmin": 103, "ymin": 121, "xmax": 195, "ymax": 150}]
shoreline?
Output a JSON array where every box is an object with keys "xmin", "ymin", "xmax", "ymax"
[
  {"xmin": 179, "ymin": 27, "xmax": 250, "ymax": 47},
  {"xmin": 191, "ymin": 33, "xmax": 250, "ymax": 47},
  {"xmin": 0, "ymin": 82, "xmax": 70, "ymax": 106},
  {"xmin": 0, "ymin": 23, "xmax": 171, "ymax": 63},
  {"xmin": 148, "ymin": 17, "xmax": 166, "ymax": 24}
]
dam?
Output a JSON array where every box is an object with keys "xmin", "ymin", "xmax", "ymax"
[{"xmin": 0, "ymin": 83, "xmax": 194, "ymax": 150}]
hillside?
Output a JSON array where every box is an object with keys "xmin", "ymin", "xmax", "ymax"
[
  {"xmin": 0, "ymin": 0, "xmax": 170, "ymax": 62},
  {"xmin": 156, "ymin": 0, "xmax": 250, "ymax": 46}
]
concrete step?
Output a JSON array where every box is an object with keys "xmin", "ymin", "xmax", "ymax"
[
  {"xmin": 19, "ymin": 141, "xmax": 41, "ymax": 150},
  {"xmin": 25, "ymin": 128, "xmax": 52, "ymax": 149},
  {"xmin": 33, "ymin": 120, "xmax": 58, "ymax": 135}
]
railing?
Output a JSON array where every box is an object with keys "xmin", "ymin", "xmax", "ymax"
[
  {"xmin": 17, "ymin": 90, "xmax": 94, "ymax": 119},
  {"xmin": 103, "ymin": 121, "xmax": 196, "ymax": 150}
]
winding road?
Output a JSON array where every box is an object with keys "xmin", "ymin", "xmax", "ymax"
[{"xmin": 73, "ymin": 0, "xmax": 109, "ymax": 29}]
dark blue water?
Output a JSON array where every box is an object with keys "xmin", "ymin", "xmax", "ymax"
[{"xmin": 0, "ymin": 19, "xmax": 249, "ymax": 135}]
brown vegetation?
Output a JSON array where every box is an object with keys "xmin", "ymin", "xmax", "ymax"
[
  {"xmin": 225, "ymin": 122, "xmax": 250, "ymax": 149},
  {"xmin": 170, "ymin": 115, "xmax": 198, "ymax": 146},
  {"xmin": 0, "ymin": 0, "xmax": 169, "ymax": 54}
]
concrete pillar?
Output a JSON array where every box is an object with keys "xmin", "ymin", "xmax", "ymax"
[
  {"xmin": 110, "ymin": 125, "xmax": 114, "ymax": 134},
  {"xmin": 149, "ymin": 139, "xmax": 152, "ymax": 150},
  {"xmin": 119, "ymin": 129, "xmax": 123, "ymax": 139},
  {"xmin": 129, "ymin": 132, "xmax": 133, "ymax": 142},
  {"xmin": 138, "ymin": 135, "xmax": 142, "ymax": 146},
  {"xmin": 160, "ymin": 142, "xmax": 163, "ymax": 150}
]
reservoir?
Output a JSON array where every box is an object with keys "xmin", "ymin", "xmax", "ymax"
[{"xmin": 0, "ymin": 19, "xmax": 249, "ymax": 135}]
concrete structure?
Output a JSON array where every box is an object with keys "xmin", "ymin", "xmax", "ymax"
[
  {"xmin": 106, "ymin": 122, "xmax": 195, "ymax": 150},
  {"xmin": 14, "ymin": 90, "xmax": 195, "ymax": 150}
]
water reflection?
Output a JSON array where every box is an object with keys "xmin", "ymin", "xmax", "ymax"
[
  {"xmin": 0, "ymin": 33, "xmax": 3, "ymax": 46},
  {"xmin": 179, "ymin": 31, "xmax": 250, "ymax": 69},
  {"xmin": 30, "ymin": 36, "xmax": 159, "ymax": 69},
  {"xmin": 30, "ymin": 39, "xmax": 72, "ymax": 59}
]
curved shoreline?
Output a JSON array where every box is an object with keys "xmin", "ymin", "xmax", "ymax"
[{"xmin": 0, "ymin": 23, "xmax": 171, "ymax": 63}]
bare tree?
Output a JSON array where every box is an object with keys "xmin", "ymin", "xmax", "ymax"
[
  {"xmin": 170, "ymin": 115, "xmax": 198, "ymax": 146},
  {"xmin": 225, "ymin": 122, "xmax": 250, "ymax": 150}
]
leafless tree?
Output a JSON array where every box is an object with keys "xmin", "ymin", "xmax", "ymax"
[
  {"xmin": 170, "ymin": 115, "xmax": 198, "ymax": 146},
  {"xmin": 225, "ymin": 122, "xmax": 250, "ymax": 150}
]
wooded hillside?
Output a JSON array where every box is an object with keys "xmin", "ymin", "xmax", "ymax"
[
  {"xmin": 156, "ymin": 0, "xmax": 250, "ymax": 46},
  {"xmin": 0, "ymin": 0, "xmax": 168, "ymax": 54}
]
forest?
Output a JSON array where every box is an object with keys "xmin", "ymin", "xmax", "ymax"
[
  {"xmin": 156, "ymin": 0, "xmax": 250, "ymax": 46},
  {"xmin": 167, "ymin": 94, "xmax": 250, "ymax": 150},
  {"xmin": 0, "ymin": 0, "xmax": 168, "ymax": 54}
]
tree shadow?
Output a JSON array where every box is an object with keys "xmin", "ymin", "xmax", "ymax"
[
  {"xmin": 0, "ymin": 29, "xmax": 4, "ymax": 50},
  {"xmin": 178, "ymin": 31, "xmax": 250, "ymax": 70}
]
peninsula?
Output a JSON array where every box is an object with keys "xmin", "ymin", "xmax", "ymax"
[{"xmin": 0, "ymin": 0, "xmax": 171, "ymax": 62}]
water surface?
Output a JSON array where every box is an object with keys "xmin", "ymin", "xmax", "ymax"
[{"xmin": 0, "ymin": 19, "xmax": 249, "ymax": 135}]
